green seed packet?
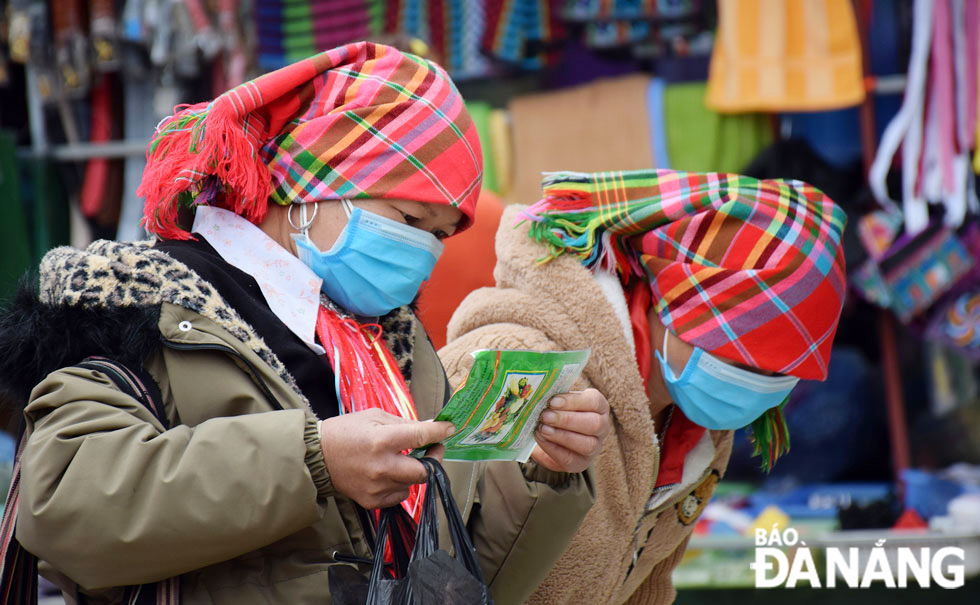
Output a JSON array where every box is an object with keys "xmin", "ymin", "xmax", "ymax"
[{"xmin": 420, "ymin": 348, "xmax": 591, "ymax": 462}]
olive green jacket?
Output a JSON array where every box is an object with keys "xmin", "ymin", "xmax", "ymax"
[{"xmin": 14, "ymin": 240, "xmax": 594, "ymax": 604}]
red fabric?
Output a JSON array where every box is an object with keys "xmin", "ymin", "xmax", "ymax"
[
  {"xmin": 893, "ymin": 509, "xmax": 929, "ymax": 530},
  {"xmin": 80, "ymin": 76, "xmax": 114, "ymax": 219},
  {"xmin": 654, "ymin": 407, "xmax": 707, "ymax": 489},
  {"xmin": 418, "ymin": 191, "xmax": 504, "ymax": 349}
]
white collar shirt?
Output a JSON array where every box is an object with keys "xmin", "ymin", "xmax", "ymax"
[{"xmin": 192, "ymin": 206, "xmax": 325, "ymax": 354}]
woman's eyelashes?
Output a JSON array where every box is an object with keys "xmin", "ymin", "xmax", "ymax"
[{"xmin": 400, "ymin": 211, "xmax": 448, "ymax": 239}]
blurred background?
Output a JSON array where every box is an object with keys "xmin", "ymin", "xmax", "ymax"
[{"xmin": 0, "ymin": 0, "xmax": 979, "ymax": 601}]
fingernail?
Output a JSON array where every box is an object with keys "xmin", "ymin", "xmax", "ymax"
[
  {"xmin": 541, "ymin": 411, "xmax": 557, "ymax": 424},
  {"xmin": 444, "ymin": 423, "xmax": 457, "ymax": 437},
  {"xmin": 540, "ymin": 424, "xmax": 556, "ymax": 436},
  {"xmin": 550, "ymin": 397, "xmax": 566, "ymax": 409}
]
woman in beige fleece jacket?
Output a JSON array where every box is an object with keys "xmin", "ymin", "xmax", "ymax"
[{"xmin": 440, "ymin": 170, "xmax": 847, "ymax": 604}]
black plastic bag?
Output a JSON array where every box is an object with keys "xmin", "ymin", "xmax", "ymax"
[{"xmin": 366, "ymin": 458, "xmax": 493, "ymax": 605}]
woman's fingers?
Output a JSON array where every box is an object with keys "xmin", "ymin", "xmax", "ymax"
[
  {"xmin": 531, "ymin": 388, "xmax": 612, "ymax": 474},
  {"xmin": 531, "ymin": 436, "xmax": 588, "ymax": 473},
  {"xmin": 537, "ymin": 423, "xmax": 599, "ymax": 456}
]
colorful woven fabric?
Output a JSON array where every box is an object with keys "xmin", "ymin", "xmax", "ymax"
[
  {"xmin": 944, "ymin": 291, "xmax": 980, "ymax": 350},
  {"xmin": 520, "ymin": 169, "xmax": 848, "ymax": 382},
  {"xmin": 520, "ymin": 169, "xmax": 846, "ymax": 470},
  {"xmin": 482, "ymin": 0, "xmax": 565, "ymax": 69},
  {"xmin": 138, "ymin": 41, "xmax": 483, "ymax": 240},
  {"xmin": 256, "ymin": 0, "xmax": 374, "ymax": 71}
]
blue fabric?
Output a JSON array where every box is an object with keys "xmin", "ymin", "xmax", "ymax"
[{"xmin": 646, "ymin": 77, "xmax": 671, "ymax": 168}]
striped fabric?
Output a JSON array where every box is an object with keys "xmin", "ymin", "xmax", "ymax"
[
  {"xmin": 521, "ymin": 169, "xmax": 847, "ymax": 381},
  {"xmin": 482, "ymin": 0, "xmax": 565, "ymax": 69},
  {"xmin": 139, "ymin": 41, "xmax": 482, "ymax": 240},
  {"xmin": 705, "ymin": 0, "xmax": 865, "ymax": 112}
]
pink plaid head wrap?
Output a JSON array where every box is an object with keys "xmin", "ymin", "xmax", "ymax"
[{"xmin": 138, "ymin": 42, "xmax": 483, "ymax": 240}]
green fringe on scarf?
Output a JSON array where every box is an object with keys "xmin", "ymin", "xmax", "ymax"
[{"xmin": 748, "ymin": 400, "xmax": 791, "ymax": 473}]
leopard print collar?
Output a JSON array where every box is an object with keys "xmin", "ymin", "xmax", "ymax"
[{"xmin": 39, "ymin": 240, "xmax": 418, "ymax": 400}]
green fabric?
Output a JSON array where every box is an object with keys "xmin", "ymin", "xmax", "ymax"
[
  {"xmin": 663, "ymin": 82, "xmax": 771, "ymax": 174},
  {"xmin": 0, "ymin": 131, "xmax": 32, "ymax": 299},
  {"xmin": 466, "ymin": 101, "xmax": 497, "ymax": 194},
  {"xmin": 366, "ymin": 0, "xmax": 386, "ymax": 35},
  {"xmin": 27, "ymin": 157, "xmax": 71, "ymax": 262}
]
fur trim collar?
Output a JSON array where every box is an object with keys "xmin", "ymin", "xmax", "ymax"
[
  {"xmin": 0, "ymin": 278, "xmax": 161, "ymax": 405},
  {"xmin": 37, "ymin": 240, "xmax": 304, "ymax": 400},
  {"xmin": 1, "ymin": 240, "xmax": 419, "ymax": 409}
]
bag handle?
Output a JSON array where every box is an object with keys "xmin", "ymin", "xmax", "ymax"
[
  {"xmin": 0, "ymin": 357, "xmax": 180, "ymax": 605},
  {"xmin": 420, "ymin": 458, "xmax": 487, "ymax": 587},
  {"xmin": 366, "ymin": 458, "xmax": 490, "ymax": 604},
  {"xmin": 0, "ymin": 433, "xmax": 38, "ymax": 605}
]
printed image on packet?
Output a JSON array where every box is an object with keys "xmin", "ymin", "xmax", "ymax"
[{"xmin": 422, "ymin": 349, "xmax": 591, "ymax": 462}]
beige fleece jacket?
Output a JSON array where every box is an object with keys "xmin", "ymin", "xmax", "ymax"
[{"xmin": 440, "ymin": 206, "xmax": 734, "ymax": 605}]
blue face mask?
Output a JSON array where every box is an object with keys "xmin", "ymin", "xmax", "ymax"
[
  {"xmin": 655, "ymin": 332, "xmax": 799, "ymax": 430},
  {"xmin": 290, "ymin": 200, "xmax": 444, "ymax": 317}
]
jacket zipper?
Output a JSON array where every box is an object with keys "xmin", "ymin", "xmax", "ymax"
[
  {"xmin": 161, "ymin": 339, "xmax": 285, "ymax": 411},
  {"xmin": 624, "ymin": 465, "xmax": 714, "ymax": 583}
]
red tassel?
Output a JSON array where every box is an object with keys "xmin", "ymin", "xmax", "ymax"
[
  {"xmin": 137, "ymin": 99, "xmax": 273, "ymax": 239},
  {"xmin": 539, "ymin": 189, "xmax": 594, "ymax": 212}
]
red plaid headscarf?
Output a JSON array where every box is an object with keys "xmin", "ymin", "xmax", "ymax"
[
  {"xmin": 521, "ymin": 170, "xmax": 848, "ymax": 469},
  {"xmin": 522, "ymin": 170, "xmax": 847, "ymax": 381},
  {"xmin": 138, "ymin": 42, "xmax": 482, "ymax": 240}
]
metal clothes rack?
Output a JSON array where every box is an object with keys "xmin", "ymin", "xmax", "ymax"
[{"xmin": 855, "ymin": 0, "xmax": 912, "ymax": 495}]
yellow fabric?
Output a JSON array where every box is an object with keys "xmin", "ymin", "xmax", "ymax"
[
  {"xmin": 488, "ymin": 109, "xmax": 514, "ymax": 199},
  {"xmin": 975, "ymin": 27, "xmax": 980, "ymax": 173},
  {"xmin": 706, "ymin": 0, "xmax": 866, "ymax": 113}
]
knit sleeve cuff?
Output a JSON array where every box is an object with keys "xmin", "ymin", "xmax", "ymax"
[
  {"xmin": 303, "ymin": 416, "xmax": 336, "ymax": 500},
  {"xmin": 519, "ymin": 460, "xmax": 575, "ymax": 488}
]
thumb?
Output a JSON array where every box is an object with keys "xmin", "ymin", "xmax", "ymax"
[{"xmin": 385, "ymin": 420, "xmax": 456, "ymax": 450}]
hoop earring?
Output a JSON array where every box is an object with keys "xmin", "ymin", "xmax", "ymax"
[{"xmin": 287, "ymin": 203, "xmax": 319, "ymax": 234}]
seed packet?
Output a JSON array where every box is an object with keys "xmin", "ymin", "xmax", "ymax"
[{"xmin": 419, "ymin": 348, "xmax": 591, "ymax": 462}]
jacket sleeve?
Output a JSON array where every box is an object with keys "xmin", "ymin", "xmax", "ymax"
[
  {"xmin": 17, "ymin": 365, "xmax": 335, "ymax": 590},
  {"xmin": 439, "ymin": 323, "xmax": 596, "ymax": 605}
]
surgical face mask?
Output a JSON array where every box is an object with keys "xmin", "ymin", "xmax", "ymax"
[
  {"xmin": 655, "ymin": 332, "xmax": 799, "ymax": 430},
  {"xmin": 289, "ymin": 200, "xmax": 444, "ymax": 317}
]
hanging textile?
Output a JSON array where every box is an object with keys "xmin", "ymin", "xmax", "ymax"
[
  {"xmin": 508, "ymin": 74, "xmax": 653, "ymax": 204},
  {"xmin": 482, "ymin": 0, "xmax": 565, "ymax": 69},
  {"xmin": 870, "ymin": 0, "xmax": 980, "ymax": 235},
  {"xmin": 467, "ymin": 102, "xmax": 498, "ymax": 194},
  {"xmin": 660, "ymin": 81, "xmax": 771, "ymax": 173},
  {"xmin": 256, "ymin": 0, "xmax": 372, "ymax": 71},
  {"xmin": 705, "ymin": 0, "xmax": 865, "ymax": 113}
]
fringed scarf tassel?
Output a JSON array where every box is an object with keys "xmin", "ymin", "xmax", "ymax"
[
  {"xmin": 315, "ymin": 304, "xmax": 424, "ymax": 523},
  {"xmin": 520, "ymin": 193, "xmax": 633, "ymax": 276},
  {"xmin": 748, "ymin": 400, "xmax": 791, "ymax": 473},
  {"xmin": 136, "ymin": 99, "xmax": 272, "ymax": 240}
]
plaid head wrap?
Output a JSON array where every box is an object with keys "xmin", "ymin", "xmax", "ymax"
[
  {"xmin": 521, "ymin": 170, "xmax": 847, "ymax": 469},
  {"xmin": 138, "ymin": 41, "xmax": 482, "ymax": 240}
]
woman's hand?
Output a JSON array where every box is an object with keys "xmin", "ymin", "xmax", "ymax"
[
  {"xmin": 319, "ymin": 409, "xmax": 454, "ymax": 509},
  {"xmin": 531, "ymin": 388, "xmax": 612, "ymax": 474}
]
